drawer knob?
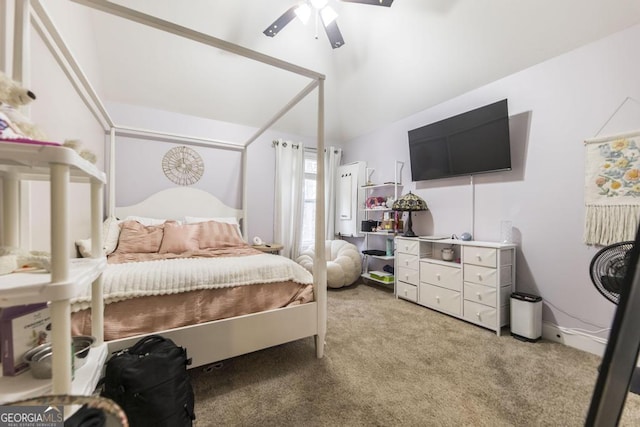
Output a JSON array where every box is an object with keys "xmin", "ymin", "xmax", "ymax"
[
  {"xmin": 476, "ymin": 292, "xmax": 481, "ymax": 300},
  {"xmin": 405, "ymin": 274, "xmax": 409, "ymax": 280},
  {"xmin": 404, "ymin": 290, "xmax": 408, "ymax": 296},
  {"xmin": 436, "ymin": 273, "xmax": 441, "ymax": 280},
  {"xmin": 476, "ymin": 254, "xmax": 481, "ymax": 261},
  {"xmin": 436, "ymin": 296, "xmax": 440, "ymax": 303},
  {"xmin": 477, "ymin": 273, "xmax": 482, "ymax": 281},
  {"xmin": 476, "ymin": 312, "xmax": 481, "ymax": 318}
]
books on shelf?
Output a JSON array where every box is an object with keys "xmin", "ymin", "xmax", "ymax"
[
  {"xmin": 369, "ymin": 271, "xmax": 394, "ymax": 283},
  {"xmin": 1, "ymin": 303, "xmax": 51, "ymax": 376}
]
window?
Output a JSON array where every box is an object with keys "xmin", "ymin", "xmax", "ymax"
[{"xmin": 301, "ymin": 149, "xmax": 317, "ymax": 251}]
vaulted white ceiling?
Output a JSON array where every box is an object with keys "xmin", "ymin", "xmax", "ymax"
[{"xmin": 58, "ymin": 0, "xmax": 640, "ymax": 142}]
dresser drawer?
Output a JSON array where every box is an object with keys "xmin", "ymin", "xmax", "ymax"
[
  {"xmin": 464, "ymin": 264, "xmax": 513, "ymax": 287},
  {"xmin": 463, "ymin": 300, "xmax": 508, "ymax": 330},
  {"xmin": 396, "ymin": 281, "xmax": 417, "ymax": 302},
  {"xmin": 464, "ymin": 282, "xmax": 497, "ymax": 307},
  {"xmin": 396, "ymin": 238, "xmax": 420, "ymax": 255},
  {"xmin": 463, "ymin": 264, "xmax": 497, "ymax": 287},
  {"xmin": 464, "ymin": 282, "xmax": 511, "ymax": 307},
  {"xmin": 420, "ymin": 262, "xmax": 462, "ymax": 291},
  {"xmin": 419, "ymin": 283, "xmax": 461, "ymax": 315},
  {"xmin": 397, "ymin": 266, "xmax": 419, "ymax": 286},
  {"xmin": 397, "ymin": 252, "xmax": 419, "ymax": 270},
  {"xmin": 463, "ymin": 246, "xmax": 497, "ymax": 268}
]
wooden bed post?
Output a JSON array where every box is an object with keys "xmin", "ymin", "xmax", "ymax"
[
  {"xmin": 314, "ymin": 77, "xmax": 327, "ymax": 358},
  {"xmin": 241, "ymin": 148, "xmax": 248, "ymax": 241},
  {"xmin": 108, "ymin": 127, "xmax": 116, "ymax": 217}
]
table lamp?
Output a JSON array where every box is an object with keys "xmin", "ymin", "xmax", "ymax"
[{"xmin": 392, "ymin": 191, "xmax": 428, "ymax": 237}]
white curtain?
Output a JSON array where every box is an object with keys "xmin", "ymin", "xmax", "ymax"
[
  {"xmin": 324, "ymin": 146, "xmax": 342, "ymax": 239},
  {"xmin": 274, "ymin": 139, "xmax": 304, "ymax": 259}
]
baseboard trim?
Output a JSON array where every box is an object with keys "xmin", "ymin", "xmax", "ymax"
[{"xmin": 542, "ymin": 323, "xmax": 606, "ymax": 357}]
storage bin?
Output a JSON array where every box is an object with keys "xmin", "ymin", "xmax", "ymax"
[{"xmin": 510, "ymin": 292, "xmax": 542, "ymax": 342}]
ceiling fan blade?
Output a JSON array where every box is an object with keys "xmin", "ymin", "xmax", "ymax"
[
  {"xmin": 263, "ymin": 6, "xmax": 297, "ymax": 37},
  {"xmin": 322, "ymin": 20, "xmax": 345, "ymax": 49},
  {"xmin": 340, "ymin": 0, "xmax": 394, "ymax": 6}
]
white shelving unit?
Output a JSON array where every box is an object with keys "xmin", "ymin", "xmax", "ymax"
[
  {"xmin": 360, "ymin": 161, "xmax": 404, "ymax": 286},
  {"xmin": 0, "ymin": 141, "xmax": 107, "ymax": 404}
]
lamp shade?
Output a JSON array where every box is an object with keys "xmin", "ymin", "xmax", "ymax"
[
  {"xmin": 392, "ymin": 192, "xmax": 427, "ymax": 237},
  {"xmin": 392, "ymin": 192, "xmax": 428, "ymax": 212}
]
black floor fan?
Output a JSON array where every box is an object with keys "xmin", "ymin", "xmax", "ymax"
[
  {"xmin": 586, "ymin": 234, "xmax": 640, "ymax": 426},
  {"xmin": 589, "ymin": 240, "xmax": 640, "ymax": 395}
]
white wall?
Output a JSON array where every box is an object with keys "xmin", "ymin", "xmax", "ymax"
[{"xmin": 342, "ymin": 23, "xmax": 640, "ymax": 349}]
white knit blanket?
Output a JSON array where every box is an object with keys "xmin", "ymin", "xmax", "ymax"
[{"xmin": 70, "ymin": 253, "xmax": 313, "ymax": 312}]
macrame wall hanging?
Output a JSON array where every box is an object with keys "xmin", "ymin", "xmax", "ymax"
[
  {"xmin": 584, "ymin": 131, "xmax": 640, "ymax": 245},
  {"xmin": 584, "ymin": 97, "xmax": 640, "ymax": 246}
]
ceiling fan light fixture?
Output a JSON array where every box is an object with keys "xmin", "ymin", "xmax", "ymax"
[
  {"xmin": 320, "ymin": 6, "xmax": 338, "ymax": 25},
  {"xmin": 265, "ymin": 0, "xmax": 390, "ymax": 47},
  {"xmin": 295, "ymin": 3, "xmax": 311, "ymax": 24},
  {"xmin": 310, "ymin": 0, "xmax": 329, "ymax": 9}
]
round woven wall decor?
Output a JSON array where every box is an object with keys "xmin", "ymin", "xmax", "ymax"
[{"xmin": 162, "ymin": 145, "xmax": 204, "ymax": 186}]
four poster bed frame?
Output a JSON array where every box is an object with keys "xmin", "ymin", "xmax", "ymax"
[{"xmin": 9, "ymin": 0, "xmax": 328, "ymax": 377}]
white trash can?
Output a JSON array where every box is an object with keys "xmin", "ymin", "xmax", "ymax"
[{"xmin": 510, "ymin": 292, "xmax": 542, "ymax": 342}]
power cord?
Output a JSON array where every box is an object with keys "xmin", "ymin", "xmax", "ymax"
[
  {"xmin": 543, "ymin": 321, "xmax": 609, "ymax": 345},
  {"xmin": 543, "ymin": 298, "xmax": 611, "ymax": 330}
]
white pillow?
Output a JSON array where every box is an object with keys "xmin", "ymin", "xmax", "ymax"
[
  {"xmin": 75, "ymin": 238, "xmax": 93, "ymax": 258},
  {"xmin": 124, "ymin": 216, "xmax": 168, "ymax": 226},
  {"xmin": 184, "ymin": 216, "xmax": 242, "ymax": 238},
  {"xmin": 75, "ymin": 216, "xmax": 122, "ymax": 257},
  {"xmin": 103, "ymin": 216, "xmax": 123, "ymax": 254}
]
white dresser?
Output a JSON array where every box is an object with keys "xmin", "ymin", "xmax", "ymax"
[{"xmin": 395, "ymin": 237, "xmax": 516, "ymax": 335}]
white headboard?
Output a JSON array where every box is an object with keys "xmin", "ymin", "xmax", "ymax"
[{"xmin": 115, "ymin": 187, "xmax": 243, "ymax": 222}]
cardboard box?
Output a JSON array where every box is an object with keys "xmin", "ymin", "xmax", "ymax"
[{"xmin": 1, "ymin": 303, "xmax": 51, "ymax": 376}]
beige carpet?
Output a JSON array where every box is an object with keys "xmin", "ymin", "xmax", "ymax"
[{"xmin": 189, "ymin": 283, "xmax": 640, "ymax": 426}]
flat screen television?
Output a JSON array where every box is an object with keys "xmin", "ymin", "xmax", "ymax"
[{"xmin": 408, "ymin": 99, "xmax": 512, "ymax": 182}]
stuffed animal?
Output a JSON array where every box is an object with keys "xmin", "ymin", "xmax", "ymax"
[
  {"xmin": 63, "ymin": 139, "xmax": 97, "ymax": 164},
  {"xmin": 0, "ymin": 70, "xmax": 46, "ymax": 140}
]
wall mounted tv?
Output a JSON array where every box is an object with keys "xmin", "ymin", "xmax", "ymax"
[{"xmin": 408, "ymin": 99, "xmax": 511, "ymax": 182}]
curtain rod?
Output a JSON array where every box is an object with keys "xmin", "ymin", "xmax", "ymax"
[{"xmin": 271, "ymin": 141, "xmax": 341, "ymax": 154}]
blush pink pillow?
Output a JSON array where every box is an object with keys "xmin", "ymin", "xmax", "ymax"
[
  {"xmin": 113, "ymin": 220, "xmax": 164, "ymax": 254},
  {"xmin": 198, "ymin": 220, "xmax": 246, "ymax": 249},
  {"xmin": 159, "ymin": 221, "xmax": 200, "ymax": 254}
]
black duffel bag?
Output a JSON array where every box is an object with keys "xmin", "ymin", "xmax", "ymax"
[{"xmin": 101, "ymin": 335, "xmax": 195, "ymax": 427}]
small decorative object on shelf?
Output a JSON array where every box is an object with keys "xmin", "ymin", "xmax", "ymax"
[
  {"xmin": 459, "ymin": 232, "xmax": 473, "ymax": 241},
  {"xmin": 0, "ymin": 303, "xmax": 50, "ymax": 376},
  {"xmin": 386, "ymin": 238, "xmax": 394, "ymax": 256},
  {"xmin": 392, "ymin": 192, "xmax": 428, "ymax": 237}
]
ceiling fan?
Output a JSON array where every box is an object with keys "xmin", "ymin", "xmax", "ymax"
[{"xmin": 263, "ymin": 0, "xmax": 394, "ymax": 49}]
